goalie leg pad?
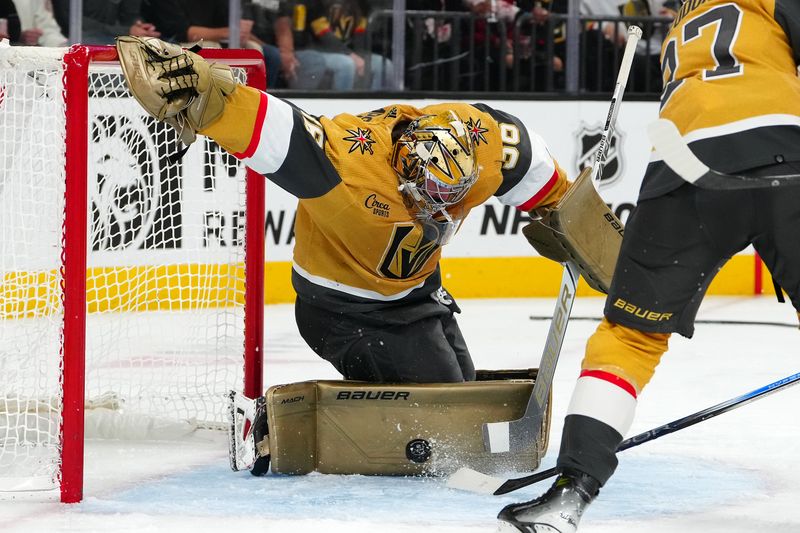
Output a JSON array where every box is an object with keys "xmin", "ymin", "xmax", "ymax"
[
  {"xmin": 264, "ymin": 370, "xmax": 550, "ymax": 476},
  {"xmin": 523, "ymin": 167, "xmax": 624, "ymax": 293}
]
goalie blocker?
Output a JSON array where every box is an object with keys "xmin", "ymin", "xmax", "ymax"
[
  {"xmin": 522, "ymin": 166, "xmax": 624, "ymax": 294},
  {"xmin": 230, "ymin": 370, "xmax": 550, "ymax": 476}
]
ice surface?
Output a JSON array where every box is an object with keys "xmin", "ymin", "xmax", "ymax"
[{"xmin": 1, "ymin": 296, "xmax": 798, "ymax": 533}]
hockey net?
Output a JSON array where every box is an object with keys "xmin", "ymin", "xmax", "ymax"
[{"xmin": 0, "ymin": 44, "xmax": 265, "ymax": 502}]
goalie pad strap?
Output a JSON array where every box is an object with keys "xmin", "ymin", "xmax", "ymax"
[{"xmin": 523, "ymin": 167, "xmax": 624, "ymax": 293}]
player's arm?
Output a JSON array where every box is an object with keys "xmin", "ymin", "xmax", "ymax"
[
  {"xmin": 474, "ymin": 104, "xmax": 622, "ymax": 293},
  {"xmin": 472, "ymin": 103, "xmax": 569, "ymax": 212},
  {"xmin": 200, "ymin": 86, "xmax": 341, "ymax": 199},
  {"xmin": 115, "ymin": 36, "xmax": 340, "ymax": 199}
]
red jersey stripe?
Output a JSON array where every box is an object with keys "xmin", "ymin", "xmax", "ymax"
[
  {"xmin": 234, "ymin": 91, "xmax": 268, "ymax": 160},
  {"xmin": 580, "ymin": 369, "xmax": 638, "ymax": 398},
  {"xmin": 516, "ymin": 168, "xmax": 559, "ymax": 211}
]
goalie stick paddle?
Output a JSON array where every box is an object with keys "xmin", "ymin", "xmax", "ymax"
[
  {"xmin": 647, "ymin": 119, "xmax": 800, "ymax": 189},
  {"xmin": 482, "ymin": 262, "xmax": 578, "ymax": 453},
  {"xmin": 450, "ymin": 370, "xmax": 800, "ymax": 495}
]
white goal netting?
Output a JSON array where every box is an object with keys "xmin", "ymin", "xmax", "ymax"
[{"xmin": 0, "ymin": 44, "xmax": 258, "ymax": 493}]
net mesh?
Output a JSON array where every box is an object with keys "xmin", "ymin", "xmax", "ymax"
[
  {"xmin": 0, "ymin": 45, "xmax": 254, "ymax": 492},
  {"xmin": 0, "ymin": 46, "xmax": 67, "ymax": 490}
]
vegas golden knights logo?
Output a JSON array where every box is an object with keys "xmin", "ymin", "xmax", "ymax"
[
  {"xmin": 378, "ymin": 225, "xmax": 438, "ymax": 279},
  {"xmin": 328, "ymin": 5, "xmax": 355, "ymax": 39}
]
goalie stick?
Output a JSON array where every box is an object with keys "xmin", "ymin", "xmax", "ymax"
[
  {"xmin": 647, "ymin": 118, "xmax": 800, "ymax": 189},
  {"xmin": 481, "ymin": 25, "xmax": 643, "ymax": 454},
  {"xmin": 591, "ymin": 26, "xmax": 642, "ymax": 184},
  {"xmin": 448, "ymin": 369, "xmax": 800, "ymax": 495}
]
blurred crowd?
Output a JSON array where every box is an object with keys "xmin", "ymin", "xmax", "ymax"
[{"xmin": 0, "ymin": 0, "xmax": 679, "ymax": 93}]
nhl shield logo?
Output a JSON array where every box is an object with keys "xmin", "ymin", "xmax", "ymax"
[{"xmin": 574, "ymin": 122, "xmax": 624, "ymax": 186}]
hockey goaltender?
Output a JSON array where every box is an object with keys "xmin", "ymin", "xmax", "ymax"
[{"xmin": 114, "ymin": 35, "xmax": 623, "ymax": 478}]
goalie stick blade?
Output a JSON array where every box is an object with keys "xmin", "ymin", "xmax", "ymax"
[
  {"xmin": 446, "ymin": 467, "xmax": 506, "ymax": 495},
  {"xmin": 445, "ymin": 466, "xmax": 559, "ymax": 496},
  {"xmin": 647, "ymin": 119, "xmax": 800, "ymax": 189}
]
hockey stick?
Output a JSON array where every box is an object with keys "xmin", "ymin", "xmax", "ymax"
[
  {"xmin": 647, "ymin": 119, "xmax": 800, "ymax": 189},
  {"xmin": 592, "ymin": 25, "xmax": 643, "ymax": 183},
  {"xmin": 448, "ymin": 370, "xmax": 800, "ymax": 495},
  {"xmin": 481, "ymin": 25, "xmax": 643, "ymax": 454}
]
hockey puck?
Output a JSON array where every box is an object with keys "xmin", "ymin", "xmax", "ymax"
[{"xmin": 405, "ymin": 439, "xmax": 432, "ymax": 463}]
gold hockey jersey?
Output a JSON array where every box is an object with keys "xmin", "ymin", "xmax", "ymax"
[
  {"xmin": 642, "ymin": 0, "xmax": 800, "ymax": 199},
  {"xmin": 202, "ymin": 87, "xmax": 567, "ymax": 309}
]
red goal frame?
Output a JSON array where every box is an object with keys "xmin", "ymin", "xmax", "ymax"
[{"xmin": 59, "ymin": 45, "xmax": 266, "ymax": 503}]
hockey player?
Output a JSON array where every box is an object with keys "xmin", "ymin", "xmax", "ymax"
[
  {"xmin": 499, "ymin": 1, "xmax": 800, "ymax": 531},
  {"xmin": 113, "ymin": 35, "xmax": 583, "ymax": 385}
]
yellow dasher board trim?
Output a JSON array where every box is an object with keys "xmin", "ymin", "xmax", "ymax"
[
  {"xmin": 1, "ymin": 263, "xmax": 247, "ymax": 318},
  {"xmin": 1, "ymin": 254, "xmax": 765, "ymax": 317}
]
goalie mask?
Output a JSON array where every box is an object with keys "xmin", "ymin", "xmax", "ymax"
[{"xmin": 391, "ymin": 111, "xmax": 478, "ymax": 245}]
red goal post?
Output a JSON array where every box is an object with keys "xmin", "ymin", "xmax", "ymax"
[{"xmin": 0, "ymin": 44, "xmax": 266, "ymax": 503}]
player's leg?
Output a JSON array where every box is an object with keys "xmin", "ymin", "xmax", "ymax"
[
  {"xmin": 287, "ymin": 49, "xmax": 327, "ymax": 90},
  {"xmin": 439, "ymin": 308, "xmax": 476, "ymax": 381},
  {"xmin": 751, "ymin": 184, "xmax": 800, "ymax": 324},
  {"xmin": 294, "ymin": 297, "xmax": 473, "ymax": 383},
  {"xmin": 318, "ymin": 52, "xmax": 356, "ymax": 90},
  {"xmin": 500, "ymin": 184, "xmax": 754, "ymax": 532}
]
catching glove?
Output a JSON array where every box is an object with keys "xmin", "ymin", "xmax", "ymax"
[{"xmin": 115, "ymin": 36, "xmax": 236, "ymax": 145}]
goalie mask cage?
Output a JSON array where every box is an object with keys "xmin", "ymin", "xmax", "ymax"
[{"xmin": 0, "ymin": 44, "xmax": 266, "ymax": 503}]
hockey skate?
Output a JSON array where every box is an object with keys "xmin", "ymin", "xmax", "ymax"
[
  {"xmin": 228, "ymin": 391, "xmax": 270, "ymax": 475},
  {"xmin": 497, "ymin": 470, "xmax": 599, "ymax": 533}
]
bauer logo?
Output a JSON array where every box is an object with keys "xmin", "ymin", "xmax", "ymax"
[
  {"xmin": 336, "ymin": 391, "xmax": 411, "ymax": 401},
  {"xmin": 574, "ymin": 122, "xmax": 624, "ymax": 187}
]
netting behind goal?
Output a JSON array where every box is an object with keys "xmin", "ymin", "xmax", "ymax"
[{"xmin": 0, "ymin": 44, "xmax": 265, "ymax": 501}]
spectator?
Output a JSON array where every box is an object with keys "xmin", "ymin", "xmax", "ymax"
[
  {"xmin": 48, "ymin": 0, "xmax": 67, "ymax": 37},
  {"xmin": 621, "ymin": 0, "xmax": 675, "ymax": 92},
  {"xmin": 249, "ymin": 0, "xmax": 285, "ymax": 86},
  {"xmin": 140, "ymin": 0, "xmax": 189, "ymax": 44},
  {"xmin": 464, "ymin": 0, "xmax": 519, "ymax": 70},
  {"xmin": 579, "ymin": 0, "xmax": 625, "ymax": 91},
  {"xmin": 464, "ymin": 0, "xmax": 567, "ymax": 91},
  {"xmin": 12, "ymin": 0, "xmax": 67, "ymax": 46},
  {"xmin": 405, "ymin": 0, "xmax": 470, "ymax": 91},
  {"xmin": 0, "ymin": 0, "xmax": 22, "ymax": 42},
  {"xmin": 82, "ymin": 0, "xmax": 160, "ymax": 45},
  {"xmin": 513, "ymin": 0, "xmax": 567, "ymax": 91},
  {"xmin": 177, "ymin": 0, "xmax": 252, "ymax": 46},
  {"xmin": 294, "ymin": 0, "xmax": 394, "ymax": 90},
  {"xmin": 274, "ymin": 7, "xmax": 326, "ymax": 89},
  {"xmin": 173, "ymin": 0, "xmax": 286, "ymax": 89},
  {"xmin": 143, "ymin": 0, "xmax": 282, "ymax": 89},
  {"xmin": 249, "ymin": 0, "xmax": 326, "ymax": 89}
]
